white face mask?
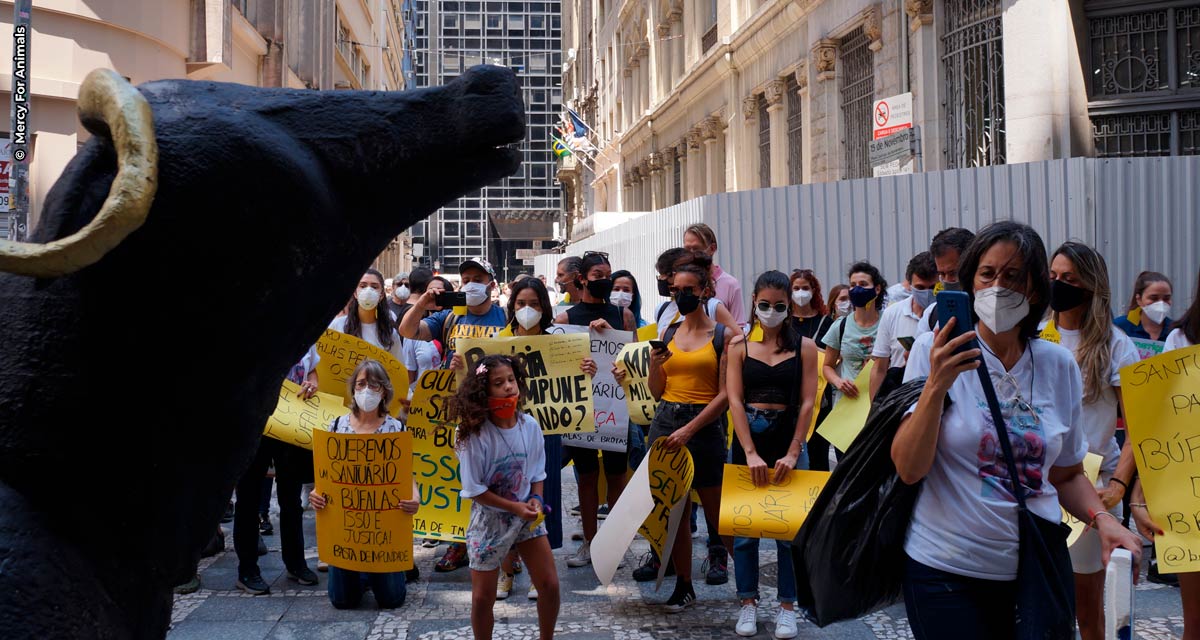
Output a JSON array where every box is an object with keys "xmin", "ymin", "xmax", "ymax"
[
  {"xmin": 515, "ymin": 306, "xmax": 542, "ymax": 330},
  {"xmin": 610, "ymin": 291, "xmax": 633, "ymax": 308},
  {"xmin": 791, "ymin": 289, "xmax": 813, "ymax": 307},
  {"xmin": 356, "ymin": 287, "xmax": 381, "ymax": 311},
  {"xmin": 755, "ymin": 307, "xmax": 788, "ymax": 328},
  {"xmin": 1141, "ymin": 300, "xmax": 1171, "ymax": 325},
  {"xmin": 395, "ymin": 285, "xmax": 411, "ymax": 301},
  {"xmin": 462, "ymin": 281, "xmax": 490, "ymax": 306},
  {"xmin": 354, "ymin": 388, "xmax": 383, "ymax": 413},
  {"xmin": 974, "ymin": 286, "xmax": 1030, "ymax": 334},
  {"xmin": 836, "ymin": 300, "xmax": 852, "ymax": 316}
]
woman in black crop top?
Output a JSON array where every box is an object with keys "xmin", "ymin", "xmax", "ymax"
[{"xmin": 724, "ymin": 270, "xmax": 819, "ymax": 637}]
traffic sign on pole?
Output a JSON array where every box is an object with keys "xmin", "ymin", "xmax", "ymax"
[{"xmin": 872, "ymin": 92, "xmax": 912, "ymax": 140}]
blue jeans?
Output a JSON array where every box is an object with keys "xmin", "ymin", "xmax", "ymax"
[
  {"xmin": 734, "ymin": 536, "xmax": 797, "ymax": 603},
  {"xmin": 627, "ymin": 421, "xmax": 648, "ymax": 471},
  {"xmin": 543, "ymin": 434, "xmax": 563, "ymax": 550},
  {"xmin": 902, "ymin": 555, "xmax": 1015, "ymax": 640},
  {"xmin": 328, "ymin": 566, "xmax": 407, "ymax": 609}
]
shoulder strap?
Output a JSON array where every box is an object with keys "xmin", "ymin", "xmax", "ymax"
[
  {"xmin": 663, "ymin": 322, "xmax": 679, "ymax": 345},
  {"xmin": 712, "ymin": 322, "xmax": 725, "ymax": 355},
  {"xmin": 655, "ymin": 301, "xmax": 670, "ymax": 323},
  {"xmin": 441, "ymin": 312, "xmax": 459, "ymax": 346},
  {"xmin": 975, "ymin": 352, "xmax": 1030, "ymax": 510}
]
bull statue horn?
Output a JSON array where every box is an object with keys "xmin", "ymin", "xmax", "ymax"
[{"xmin": 0, "ymin": 68, "xmax": 157, "ymax": 277}]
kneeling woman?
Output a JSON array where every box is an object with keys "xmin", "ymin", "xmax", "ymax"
[{"xmin": 309, "ymin": 359, "xmax": 419, "ymax": 609}]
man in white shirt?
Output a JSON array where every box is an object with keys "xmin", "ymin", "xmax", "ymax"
[
  {"xmin": 915, "ymin": 227, "xmax": 976, "ymax": 337},
  {"xmin": 870, "ymin": 252, "xmax": 937, "ymax": 400}
]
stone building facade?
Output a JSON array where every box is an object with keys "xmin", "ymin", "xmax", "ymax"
[{"xmin": 559, "ymin": 0, "xmax": 1200, "ymax": 228}]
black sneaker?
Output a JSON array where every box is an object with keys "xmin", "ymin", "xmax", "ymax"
[
  {"xmin": 173, "ymin": 574, "xmax": 201, "ymax": 595},
  {"xmin": 220, "ymin": 501, "xmax": 234, "ymax": 524},
  {"xmin": 259, "ymin": 514, "xmax": 274, "ymax": 536},
  {"xmin": 236, "ymin": 574, "xmax": 271, "ymax": 595},
  {"xmin": 287, "ymin": 566, "xmax": 319, "ymax": 586},
  {"xmin": 704, "ymin": 545, "xmax": 729, "ymax": 586},
  {"xmin": 1147, "ymin": 547, "xmax": 1179, "ymax": 586},
  {"xmin": 405, "ymin": 566, "xmax": 420, "ymax": 582},
  {"xmin": 257, "ymin": 534, "xmax": 268, "ymax": 556},
  {"xmin": 632, "ymin": 551, "xmax": 675, "ymax": 582},
  {"xmin": 597, "ymin": 504, "xmax": 610, "ymax": 520},
  {"xmin": 201, "ymin": 528, "xmax": 226, "ymax": 558},
  {"xmin": 569, "ymin": 504, "xmax": 581, "ymax": 517},
  {"xmin": 662, "ymin": 580, "xmax": 696, "ymax": 613}
]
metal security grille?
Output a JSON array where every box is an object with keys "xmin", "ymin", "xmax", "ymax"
[
  {"xmin": 672, "ymin": 152, "xmax": 682, "ymax": 204},
  {"xmin": 942, "ymin": 0, "xmax": 1006, "ymax": 168},
  {"xmin": 840, "ymin": 28, "xmax": 874, "ymax": 179},
  {"xmin": 786, "ymin": 75, "xmax": 803, "ymax": 184},
  {"xmin": 759, "ymin": 97, "xmax": 772, "ymax": 188},
  {"xmin": 1087, "ymin": 3, "xmax": 1200, "ymax": 157}
]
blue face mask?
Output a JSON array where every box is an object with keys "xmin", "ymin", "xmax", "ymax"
[
  {"xmin": 849, "ymin": 286, "xmax": 877, "ymax": 309},
  {"xmin": 912, "ymin": 287, "xmax": 935, "ymax": 309}
]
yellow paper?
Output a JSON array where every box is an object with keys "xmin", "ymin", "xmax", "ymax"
[
  {"xmin": 315, "ymin": 329, "xmax": 409, "ymax": 415},
  {"xmin": 808, "ymin": 351, "xmax": 828, "ymax": 439},
  {"xmin": 313, "ymin": 429, "xmax": 415, "ymax": 572},
  {"xmin": 816, "ymin": 360, "xmax": 876, "ymax": 452},
  {"xmin": 718, "ymin": 464, "xmax": 831, "ymax": 540},
  {"xmin": 637, "ymin": 323, "xmax": 658, "ymax": 342},
  {"xmin": 617, "ymin": 341, "xmax": 656, "ymax": 425},
  {"xmin": 405, "ymin": 370, "xmax": 470, "ymax": 542},
  {"xmin": 1039, "ymin": 319, "xmax": 1062, "ymax": 345},
  {"xmin": 264, "ymin": 380, "xmax": 351, "ymax": 450},
  {"xmin": 638, "ymin": 439, "xmax": 694, "ymax": 560},
  {"xmin": 1062, "ymin": 453, "xmax": 1105, "ymax": 546},
  {"xmin": 747, "ymin": 324, "xmax": 764, "ymax": 342},
  {"xmin": 1120, "ymin": 345, "xmax": 1200, "ymax": 573},
  {"xmin": 458, "ymin": 333, "xmax": 594, "ymax": 435}
]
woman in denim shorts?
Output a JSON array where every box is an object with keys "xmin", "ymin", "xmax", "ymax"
[{"xmin": 646, "ymin": 261, "xmax": 735, "ymax": 613}]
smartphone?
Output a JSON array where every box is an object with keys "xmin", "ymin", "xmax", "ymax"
[
  {"xmin": 897, "ymin": 336, "xmax": 916, "ymax": 352},
  {"xmin": 435, "ymin": 291, "xmax": 467, "ymax": 308},
  {"xmin": 649, "ymin": 340, "xmax": 668, "ymax": 353},
  {"xmin": 935, "ymin": 290, "xmax": 978, "ymax": 354}
]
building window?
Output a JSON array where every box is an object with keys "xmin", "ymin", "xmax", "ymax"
[
  {"xmin": 758, "ymin": 96, "xmax": 771, "ymax": 188},
  {"xmin": 942, "ymin": 0, "xmax": 1006, "ymax": 168},
  {"xmin": 672, "ymin": 151, "xmax": 682, "ymax": 204},
  {"xmin": 1087, "ymin": 3, "xmax": 1200, "ymax": 157},
  {"xmin": 786, "ymin": 75, "xmax": 803, "ymax": 185},
  {"xmin": 839, "ymin": 28, "xmax": 874, "ymax": 180},
  {"xmin": 702, "ymin": 0, "xmax": 718, "ymax": 52}
]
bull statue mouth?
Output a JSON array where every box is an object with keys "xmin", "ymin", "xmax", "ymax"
[{"xmin": 0, "ymin": 69, "xmax": 157, "ymax": 277}]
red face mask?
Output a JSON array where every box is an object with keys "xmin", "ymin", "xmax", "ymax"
[{"xmin": 487, "ymin": 395, "xmax": 519, "ymax": 420}]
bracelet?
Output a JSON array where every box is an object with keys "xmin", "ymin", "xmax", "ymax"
[
  {"xmin": 1129, "ymin": 503, "xmax": 1148, "ymax": 509},
  {"xmin": 1108, "ymin": 477, "xmax": 1128, "ymax": 490},
  {"xmin": 792, "ymin": 438, "xmax": 807, "ymax": 452},
  {"xmin": 1088, "ymin": 510, "xmax": 1119, "ymax": 530}
]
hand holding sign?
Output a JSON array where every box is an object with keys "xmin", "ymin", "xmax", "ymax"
[
  {"xmin": 264, "ymin": 379, "xmax": 350, "ymax": 449},
  {"xmin": 718, "ymin": 464, "xmax": 831, "ymax": 541}
]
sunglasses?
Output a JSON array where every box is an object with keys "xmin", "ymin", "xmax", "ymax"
[
  {"xmin": 756, "ymin": 301, "xmax": 788, "ymax": 314},
  {"xmin": 582, "ymin": 250, "xmax": 610, "ymax": 260}
]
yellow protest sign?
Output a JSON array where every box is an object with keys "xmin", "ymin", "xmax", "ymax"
[
  {"xmin": 1063, "ymin": 453, "xmax": 1104, "ymax": 546},
  {"xmin": 315, "ymin": 329, "xmax": 409, "ymax": 415},
  {"xmin": 1120, "ymin": 345, "xmax": 1200, "ymax": 573},
  {"xmin": 264, "ymin": 380, "xmax": 351, "ymax": 450},
  {"xmin": 458, "ymin": 333, "xmax": 594, "ymax": 435},
  {"xmin": 404, "ymin": 370, "xmax": 470, "ymax": 542},
  {"xmin": 637, "ymin": 324, "xmax": 658, "ymax": 342},
  {"xmin": 718, "ymin": 464, "xmax": 831, "ymax": 540},
  {"xmin": 816, "ymin": 360, "xmax": 876, "ymax": 452},
  {"xmin": 639, "ymin": 439, "xmax": 694, "ymax": 586},
  {"xmin": 617, "ymin": 341, "xmax": 656, "ymax": 425},
  {"xmin": 313, "ymin": 429, "xmax": 414, "ymax": 572},
  {"xmin": 808, "ymin": 351, "xmax": 828, "ymax": 439}
]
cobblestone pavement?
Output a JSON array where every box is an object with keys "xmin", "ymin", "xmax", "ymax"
[{"xmin": 170, "ymin": 479, "xmax": 1187, "ymax": 640}]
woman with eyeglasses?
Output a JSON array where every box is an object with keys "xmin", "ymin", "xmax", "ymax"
[
  {"xmin": 892, "ymin": 221, "xmax": 1142, "ymax": 638},
  {"xmin": 726, "ymin": 271, "xmax": 819, "ymax": 639}
]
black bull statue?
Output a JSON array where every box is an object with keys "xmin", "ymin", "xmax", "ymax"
[{"xmin": 0, "ymin": 66, "xmax": 524, "ymax": 638}]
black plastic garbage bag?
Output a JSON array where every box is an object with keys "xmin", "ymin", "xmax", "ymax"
[{"xmin": 792, "ymin": 378, "xmax": 928, "ymax": 627}]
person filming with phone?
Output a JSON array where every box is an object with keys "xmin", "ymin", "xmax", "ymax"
[{"xmin": 891, "ymin": 221, "xmax": 1142, "ymax": 639}]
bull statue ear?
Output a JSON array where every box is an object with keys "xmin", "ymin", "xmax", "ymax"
[{"xmin": 0, "ymin": 69, "xmax": 157, "ymax": 278}]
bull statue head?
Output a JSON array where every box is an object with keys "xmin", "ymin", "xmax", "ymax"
[{"xmin": 0, "ymin": 66, "xmax": 524, "ymax": 638}]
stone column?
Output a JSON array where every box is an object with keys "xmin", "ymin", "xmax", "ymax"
[
  {"xmin": 669, "ymin": 3, "xmax": 684, "ymax": 88},
  {"xmin": 742, "ymin": 94, "xmax": 761, "ymax": 189},
  {"xmin": 629, "ymin": 57, "xmax": 641, "ymax": 124},
  {"xmin": 702, "ymin": 116, "xmax": 726, "ymax": 194},
  {"xmin": 622, "ymin": 67, "xmax": 633, "ymax": 130},
  {"xmin": 637, "ymin": 42, "xmax": 650, "ymax": 113},
  {"xmin": 765, "ymin": 79, "xmax": 788, "ymax": 187},
  {"xmin": 905, "ymin": 0, "xmax": 940, "ymax": 171},
  {"xmin": 794, "ymin": 62, "xmax": 810, "ymax": 184},
  {"xmin": 648, "ymin": 152, "xmax": 665, "ymax": 210},
  {"xmin": 686, "ymin": 129, "xmax": 703, "ymax": 199},
  {"xmin": 809, "ymin": 39, "xmax": 839, "ymax": 183},
  {"xmin": 656, "ymin": 23, "xmax": 672, "ymax": 98}
]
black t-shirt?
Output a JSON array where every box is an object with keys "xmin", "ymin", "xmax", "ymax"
[
  {"xmin": 791, "ymin": 314, "xmax": 833, "ymax": 343},
  {"xmin": 388, "ymin": 300, "xmax": 413, "ymax": 324},
  {"xmin": 565, "ymin": 301, "xmax": 625, "ymax": 329}
]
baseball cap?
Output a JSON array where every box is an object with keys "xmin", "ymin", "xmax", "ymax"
[{"xmin": 459, "ymin": 257, "xmax": 496, "ymax": 279}]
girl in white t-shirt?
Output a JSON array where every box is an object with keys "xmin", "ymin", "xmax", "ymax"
[
  {"xmin": 893, "ymin": 221, "xmax": 1142, "ymax": 639},
  {"xmin": 450, "ymin": 355, "xmax": 559, "ymax": 640},
  {"xmin": 328, "ymin": 269, "xmax": 405, "ymax": 364},
  {"xmin": 1047, "ymin": 242, "xmax": 1141, "ymax": 639}
]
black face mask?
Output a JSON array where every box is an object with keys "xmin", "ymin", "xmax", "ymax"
[
  {"xmin": 675, "ymin": 290, "xmax": 701, "ymax": 315},
  {"xmin": 586, "ymin": 278, "xmax": 614, "ymax": 301},
  {"xmin": 557, "ymin": 280, "xmax": 569, "ymax": 294},
  {"xmin": 1050, "ymin": 280, "xmax": 1092, "ymax": 312},
  {"xmin": 656, "ymin": 278, "xmax": 671, "ymax": 297}
]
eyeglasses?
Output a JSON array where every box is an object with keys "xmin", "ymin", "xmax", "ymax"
[
  {"xmin": 670, "ymin": 286, "xmax": 695, "ymax": 296},
  {"xmin": 354, "ymin": 380, "xmax": 383, "ymax": 391},
  {"xmin": 756, "ymin": 301, "xmax": 788, "ymax": 314},
  {"xmin": 582, "ymin": 250, "xmax": 610, "ymax": 261}
]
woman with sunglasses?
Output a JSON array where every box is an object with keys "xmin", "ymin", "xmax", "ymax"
[{"xmin": 726, "ymin": 271, "xmax": 819, "ymax": 639}]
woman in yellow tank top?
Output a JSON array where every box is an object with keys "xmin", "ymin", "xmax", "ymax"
[{"xmin": 646, "ymin": 262, "xmax": 734, "ymax": 613}]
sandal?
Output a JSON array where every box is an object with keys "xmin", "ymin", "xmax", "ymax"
[{"xmin": 434, "ymin": 543, "xmax": 469, "ymax": 572}]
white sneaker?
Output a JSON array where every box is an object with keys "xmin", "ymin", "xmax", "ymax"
[
  {"xmin": 527, "ymin": 583, "xmax": 538, "ymax": 600},
  {"xmin": 567, "ymin": 540, "xmax": 592, "ymax": 568},
  {"xmin": 496, "ymin": 573, "xmax": 514, "ymax": 600},
  {"xmin": 735, "ymin": 602, "xmax": 758, "ymax": 637},
  {"xmin": 774, "ymin": 607, "xmax": 798, "ymax": 639}
]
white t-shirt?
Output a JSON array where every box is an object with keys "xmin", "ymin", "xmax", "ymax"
[
  {"xmin": 915, "ymin": 302, "xmax": 938, "ymax": 338},
  {"xmin": 1055, "ymin": 325, "xmax": 1139, "ymax": 474},
  {"xmin": 902, "ymin": 332, "xmax": 1089, "ymax": 580},
  {"xmin": 1164, "ymin": 328, "xmax": 1194, "ymax": 352},
  {"xmin": 328, "ymin": 315, "xmax": 405, "ymax": 363},
  {"xmin": 400, "ymin": 337, "xmax": 442, "ymax": 398},
  {"xmin": 457, "ymin": 413, "xmax": 547, "ymax": 510},
  {"xmin": 871, "ymin": 298, "xmax": 924, "ymax": 369},
  {"xmin": 326, "ymin": 414, "xmax": 406, "ymax": 434}
]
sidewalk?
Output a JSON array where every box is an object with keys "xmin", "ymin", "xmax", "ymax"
[{"xmin": 169, "ymin": 476, "xmax": 1186, "ymax": 639}]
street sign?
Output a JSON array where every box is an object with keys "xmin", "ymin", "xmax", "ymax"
[
  {"xmin": 872, "ymin": 92, "xmax": 912, "ymax": 140},
  {"xmin": 869, "ymin": 128, "xmax": 915, "ymax": 177}
]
